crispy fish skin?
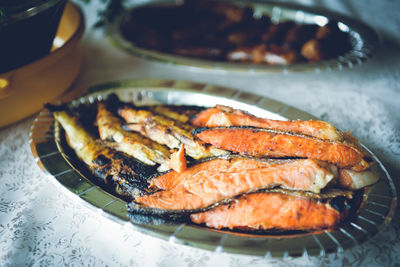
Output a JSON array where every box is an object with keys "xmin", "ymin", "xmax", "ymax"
[
  {"xmin": 338, "ymin": 167, "xmax": 379, "ymax": 190},
  {"xmin": 119, "ymin": 106, "xmax": 229, "ymax": 159},
  {"xmin": 194, "ymin": 127, "xmax": 373, "ymax": 171},
  {"xmin": 191, "ymin": 105, "xmax": 343, "ymax": 141},
  {"xmin": 149, "ymin": 105, "xmax": 204, "ymax": 123},
  {"xmin": 54, "ymin": 110, "xmax": 104, "ymax": 165},
  {"xmin": 97, "ymin": 102, "xmax": 171, "ymax": 169},
  {"xmin": 133, "ymin": 158, "xmax": 337, "ymax": 213},
  {"xmin": 190, "ymin": 192, "xmax": 345, "ymax": 231},
  {"xmin": 53, "ymin": 111, "xmax": 157, "ymax": 198},
  {"xmin": 128, "ymin": 187, "xmax": 354, "ymax": 217}
]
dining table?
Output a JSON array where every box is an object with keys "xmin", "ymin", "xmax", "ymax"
[{"xmin": 0, "ymin": 0, "xmax": 399, "ymax": 266}]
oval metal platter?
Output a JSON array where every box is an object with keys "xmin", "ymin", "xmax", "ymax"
[
  {"xmin": 30, "ymin": 79, "xmax": 397, "ymax": 257},
  {"xmin": 105, "ymin": 0, "xmax": 380, "ymax": 73}
]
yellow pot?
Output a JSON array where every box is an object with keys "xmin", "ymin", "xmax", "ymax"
[{"xmin": 0, "ymin": 2, "xmax": 84, "ymax": 128}]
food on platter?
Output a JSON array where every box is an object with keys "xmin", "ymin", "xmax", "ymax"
[
  {"xmin": 119, "ymin": 0, "xmax": 351, "ymax": 65},
  {"xmin": 47, "ymin": 94, "xmax": 379, "ymax": 232}
]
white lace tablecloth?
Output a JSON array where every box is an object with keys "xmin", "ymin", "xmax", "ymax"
[{"xmin": 1, "ymin": 0, "xmax": 399, "ymax": 266}]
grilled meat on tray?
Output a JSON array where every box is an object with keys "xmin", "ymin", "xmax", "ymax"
[
  {"xmin": 51, "ymin": 109, "xmax": 157, "ymax": 198},
  {"xmin": 48, "ymin": 95, "xmax": 379, "ymax": 233}
]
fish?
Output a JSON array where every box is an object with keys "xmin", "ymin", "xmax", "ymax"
[
  {"xmin": 338, "ymin": 166, "xmax": 380, "ymax": 190},
  {"xmin": 190, "ymin": 191, "xmax": 349, "ymax": 231},
  {"xmin": 193, "ymin": 127, "xmax": 373, "ymax": 171},
  {"xmin": 191, "ymin": 105, "xmax": 343, "ymax": 141},
  {"xmin": 127, "ymin": 186, "xmax": 355, "ymax": 219},
  {"xmin": 169, "ymin": 144, "xmax": 187, "ymax": 173},
  {"xmin": 119, "ymin": 106, "xmax": 229, "ymax": 159},
  {"xmin": 131, "ymin": 157, "xmax": 337, "ymax": 214},
  {"xmin": 51, "ymin": 109, "xmax": 157, "ymax": 198},
  {"xmin": 148, "ymin": 105, "xmax": 204, "ymax": 124},
  {"xmin": 97, "ymin": 102, "xmax": 172, "ymax": 170},
  {"xmin": 150, "ymin": 155, "xmax": 277, "ymax": 191},
  {"xmin": 49, "ymin": 100, "xmax": 372, "ymax": 232}
]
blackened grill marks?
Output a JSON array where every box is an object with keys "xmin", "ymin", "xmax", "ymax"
[
  {"xmin": 74, "ymin": 104, "xmax": 99, "ymax": 137},
  {"xmin": 329, "ymin": 196, "xmax": 348, "ymax": 213},
  {"xmin": 93, "ymin": 154, "xmax": 111, "ymax": 167},
  {"xmin": 193, "ymin": 126, "xmax": 284, "ymax": 136},
  {"xmin": 105, "ymin": 93, "xmax": 129, "ymax": 115},
  {"xmin": 192, "ymin": 127, "xmax": 209, "ymax": 135},
  {"xmin": 92, "ymin": 164, "xmax": 111, "ymax": 181},
  {"xmin": 106, "ymin": 151, "xmax": 158, "ymax": 197},
  {"xmin": 115, "ymin": 152, "xmax": 158, "ymax": 182}
]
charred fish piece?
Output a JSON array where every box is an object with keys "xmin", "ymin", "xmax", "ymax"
[
  {"xmin": 119, "ymin": 106, "xmax": 229, "ymax": 160},
  {"xmin": 52, "ymin": 110, "xmax": 158, "ymax": 198},
  {"xmin": 193, "ymin": 126, "xmax": 374, "ymax": 171},
  {"xmin": 97, "ymin": 102, "xmax": 174, "ymax": 171}
]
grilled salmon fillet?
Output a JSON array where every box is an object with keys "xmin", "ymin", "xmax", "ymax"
[
  {"xmin": 119, "ymin": 106, "xmax": 229, "ymax": 159},
  {"xmin": 132, "ymin": 157, "xmax": 337, "ymax": 213},
  {"xmin": 150, "ymin": 156, "xmax": 277, "ymax": 190},
  {"xmin": 190, "ymin": 191, "xmax": 346, "ymax": 230},
  {"xmin": 191, "ymin": 105, "xmax": 343, "ymax": 141},
  {"xmin": 194, "ymin": 127, "xmax": 373, "ymax": 171}
]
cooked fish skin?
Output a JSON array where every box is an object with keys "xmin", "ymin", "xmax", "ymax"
[
  {"xmin": 149, "ymin": 105, "xmax": 204, "ymax": 123},
  {"xmin": 119, "ymin": 106, "xmax": 229, "ymax": 159},
  {"xmin": 338, "ymin": 166, "xmax": 380, "ymax": 190},
  {"xmin": 190, "ymin": 192, "xmax": 345, "ymax": 231},
  {"xmin": 191, "ymin": 105, "xmax": 344, "ymax": 141},
  {"xmin": 127, "ymin": 187, "xmax": 354, "ymax": 217},
  {"xmin": 53, "ymin": 110, "xmax": 104, "ymax": 166},
  {"xmin": 53, "ymin": 110, "xmax": 157, "ymax": 198},
  {"xmin": 97, "ymin": 102, "xmax": 171, "ymax": 168},
  {"xmin": 150, "ymin": 155, "xmax": 278, "ymax": 191},
  {"xmin": 194, "ymin": 126, "xmax": 373, "ymax": 171},
  {"xmin": 133, "ymin": 158, "xmax": 337, "ymax": 212}
]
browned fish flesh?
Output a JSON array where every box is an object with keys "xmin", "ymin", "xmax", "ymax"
[
  {"xmin": 119, "ymin": 106, "xmax": 229, "ymax": 159},
  {"xmin": 97, "ymin": 102, "xmax": 172, "ymax": 170},
  {"xmin": 193, "ymin": 127, "xmax": 373, "ymax": 171},
  {"xmin": 191, "ymin": 105, "xmax": 343, "ymax": 141},
  {"xmin": 338, "ymin": 167, "xmax": 379, "ymax": 190},
  {"xmin": 52, "ymin": 109, "xmax": 157, "ymax": 198},
  {"xmin": 190, "ymin": 191, "xmax": 347, "ymax": 231},
  {"xmin": 148, "ymin": 105, "xmax": 204, "ymax": 124},
  {"xmin": 132, "ymin": 157, "xmax": 337, "ymax": 213}
]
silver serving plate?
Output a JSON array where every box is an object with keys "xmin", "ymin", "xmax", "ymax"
[
  {"xmin": 30, "ymin": 79, "xmax": 397, "ymax": 257},
  {"xmin": 105, "ymin": 0, "xmax": 380, "ymax": 73}
]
